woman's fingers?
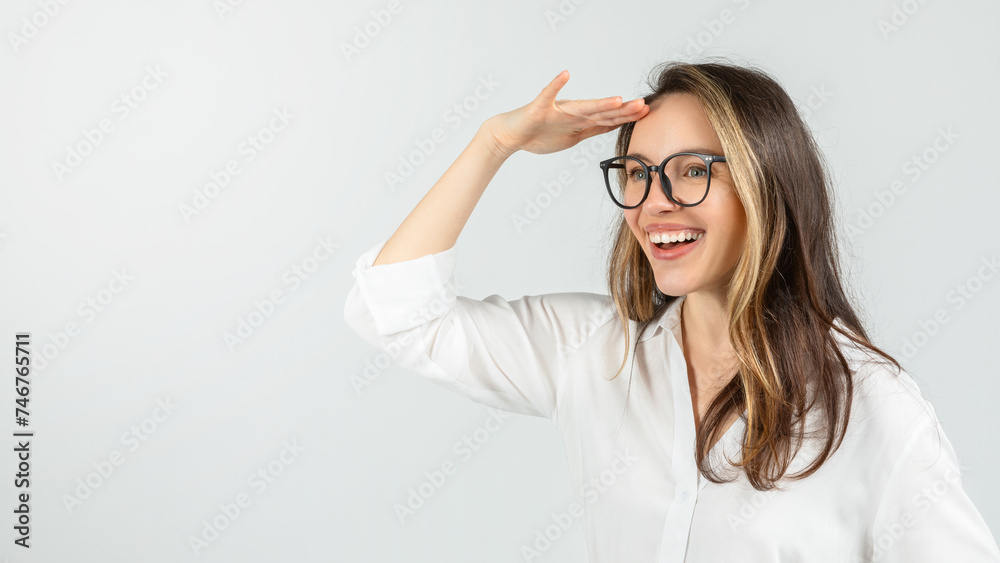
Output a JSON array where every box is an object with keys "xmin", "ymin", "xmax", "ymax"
[
  {"xmin": 496, "ymin": 71, "xmax": 650, "ymax": 154},
  {"xmin": 558, "ymin": 97, "xmax": 647, "ymax": 119},
  {"xmin": 555, "ymin": 96, "xmax": 622, "ymax": 115},
  {"xmin": 538, "ymin": 71, "xmax": 646, "ymax": 124},
  {"xmin": 552, "ymin": 97, "xmax": 648, "ymax": 128},
  {"xmin": 589, "ymin": 99, "xmax": 650, "ymax": 123},
  {"xmin": 537, "ymin": 70, "xmax": 571, "ymax": 105},
  {"xmin": 579, "ymin": 105, "xmax": 649, "ymax": 129}
]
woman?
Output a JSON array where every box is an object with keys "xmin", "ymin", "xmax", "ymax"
[{"xmin": 344, "ymin": 61, "xmax": 1000, "ymax": 561}]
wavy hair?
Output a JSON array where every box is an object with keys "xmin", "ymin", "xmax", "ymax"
[{"xmin": 605, "ymin": 60, "xmax": 902, "ymax": 490}]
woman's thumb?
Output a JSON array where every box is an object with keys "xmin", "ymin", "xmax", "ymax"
[{"xmin": 538, "ymin": 70, "xmax": 570, "ymax": 104}]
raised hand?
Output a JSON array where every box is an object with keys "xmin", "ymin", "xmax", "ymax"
[{"xmin": 484, "ymin": 70, "xmax": 650, "ymax": 158}]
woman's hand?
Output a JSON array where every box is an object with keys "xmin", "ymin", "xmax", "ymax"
[{"xmin": 483, "ymin": 70, "xmax": 649, "ymax": 159}]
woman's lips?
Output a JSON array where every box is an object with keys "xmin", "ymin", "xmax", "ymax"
[{"xmin": 649, "ymin": 233, "xmax": 702, "ymax": 260}]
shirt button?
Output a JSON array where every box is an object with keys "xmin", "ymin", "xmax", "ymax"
[{"xmin": 680, "ymin": 491, "xmax": 690, "ymax": 501}]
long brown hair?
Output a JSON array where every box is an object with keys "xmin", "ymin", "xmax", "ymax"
[{"xmin": 605, "ymin": 60, "xmax": 902, "ymax": 491}]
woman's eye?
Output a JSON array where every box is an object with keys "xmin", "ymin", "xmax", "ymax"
[
  {"xmin": 686, "ymin": 167, "xmax": 707, "ymax": 178},
  {"xmin": 627, "ymin": 168, "xmax": 646, "ymax": 181}
]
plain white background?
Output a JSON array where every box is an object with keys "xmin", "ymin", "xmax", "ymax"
[{"xmin": 1, "ymin": 0, "xmax": 998, "ymax": 561}]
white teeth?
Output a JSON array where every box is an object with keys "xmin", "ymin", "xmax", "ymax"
[{"xmin": 648, "ymin": 231, "xmax": 703, "ymax": 244}]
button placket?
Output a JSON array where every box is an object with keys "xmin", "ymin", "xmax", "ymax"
[{"xmin": 655, "ymin": 325, "xmax": 700, "ymax": 562}]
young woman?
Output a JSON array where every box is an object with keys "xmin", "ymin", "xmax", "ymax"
[{"xmin": 344, "ymin": 61, "xmax": 1000, "ymax": 562}]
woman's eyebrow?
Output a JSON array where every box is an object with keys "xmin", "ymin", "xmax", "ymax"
[{"xmin": 625, "ymin": 148, "xmax": 724, "ymax": 161}]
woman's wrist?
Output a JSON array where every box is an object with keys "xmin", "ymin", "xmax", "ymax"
[{"xmin": 476, "ymin": 116, "xmax": 517, "ymax": 162}]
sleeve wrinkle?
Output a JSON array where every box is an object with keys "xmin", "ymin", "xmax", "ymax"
[{"xmin": 345, "ymin": 238, "xmax": 611, "ymax": 420}]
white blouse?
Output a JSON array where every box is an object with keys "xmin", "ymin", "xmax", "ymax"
[{"xmin": 343, "ymin": 237, "xmax": 1000, "ymax": 562}]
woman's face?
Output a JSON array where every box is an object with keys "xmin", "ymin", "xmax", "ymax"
[{"xmin": 623, "ymin": 93, "xmax": 747, "ymax": 298}]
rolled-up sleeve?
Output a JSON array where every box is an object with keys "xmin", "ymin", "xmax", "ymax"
[
  {"xmin": 343, "ymin": 238, "xmax": 609, "ymax": 420},
  {"xmin": 870, "ymin": 412, "xmax": 1000, "ymax": 562}
]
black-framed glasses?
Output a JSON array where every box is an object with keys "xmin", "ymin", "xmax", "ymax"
[{"xmin": 599, "ymin": 152, "xmax": 727, "ymax": 208}]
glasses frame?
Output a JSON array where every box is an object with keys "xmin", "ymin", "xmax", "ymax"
[{"xmin": 599, "ymin": 152, "xmax": 727, "ymax": 209}]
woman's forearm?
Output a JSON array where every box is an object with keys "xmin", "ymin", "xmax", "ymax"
[{"xmin": 372, "ymin": 119, "xmax": 511, "ymax": 266}]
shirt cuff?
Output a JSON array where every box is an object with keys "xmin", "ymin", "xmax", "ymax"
[{"xmin": 350, "ymin": 238, "xmax": 459, "ymax": 336}]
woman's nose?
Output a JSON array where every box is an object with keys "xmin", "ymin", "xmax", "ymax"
[{"xmin": 642, "ymin": 174, "xmax": 679, "ymax": 210}]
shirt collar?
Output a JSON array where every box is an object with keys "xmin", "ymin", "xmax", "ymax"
[
  {"xmin": 637, "ymin": 295, "xmax": 686, "ymax": 344},
  {"xmin": 638, "ymin": 297, "xmax": 858, "ymax": 351}
]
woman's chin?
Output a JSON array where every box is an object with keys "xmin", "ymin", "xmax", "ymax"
[{"xmin": 654, "ymin": 277, "xmax": 695, "ymax": 298}]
